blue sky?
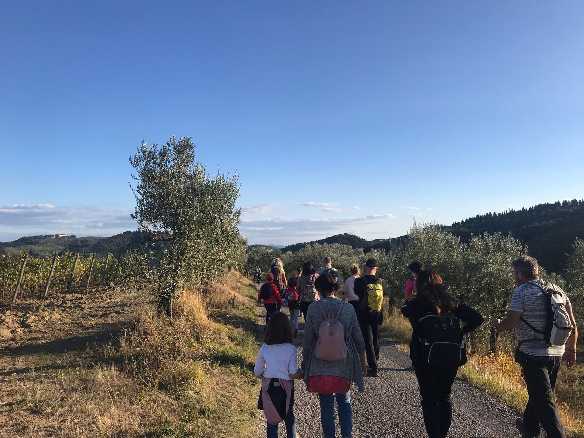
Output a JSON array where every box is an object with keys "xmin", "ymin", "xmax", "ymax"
[{"xmin": 1, "ymin": 1, "xmax": 583, "ymax": 245}]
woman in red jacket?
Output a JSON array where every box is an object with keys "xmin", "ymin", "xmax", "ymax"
[{"xmin": 259, "ymin": 273, "xmax": 283, "ymax": 326}]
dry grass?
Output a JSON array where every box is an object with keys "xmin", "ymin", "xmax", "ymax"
[
  {"xmin": 380, "ymin": 310, "xmax": 412, "ymax": 344},
  {"xmin": 460, "ymin": 354, "xmax": 584, "ymax": 437},
  {"xmin": 382, "ymin": 313, "xmax": 584, "ymax": 438},
  {"xmin": 0, "ymin": 273, "xmax": 262, "ymax": 438},
  {"xmin": 108, "ymin": 272, "xmax": 261, "ymax": 437}
]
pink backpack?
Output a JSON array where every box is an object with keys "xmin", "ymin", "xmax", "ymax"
[{"xmin": 314, "ymin": 302, "xmax": 347, "ymax": 361}]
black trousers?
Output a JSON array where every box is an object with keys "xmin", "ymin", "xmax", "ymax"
[
  {"xmin": 299, "ymin": 301, "xmax": 312, "ymax": 322},
  {"xmin": 516, "ymin": 351, "xmax": 566, "ymax": 438},
  {"xmin": 264, "ymin": 303, "xmax": 279, "ymax": 326},
  {"xmin": 359, "ymin": 310, "xmax": 381, "ymax": 371},
  {"xmin": 414, "ymin": 365, "xmax": 457, "ymax": 438},
  {"xmin": 348, "ymin": 300, "xmax": 360, "ymax": 317}
]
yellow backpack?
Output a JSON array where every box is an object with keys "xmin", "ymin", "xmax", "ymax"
[{"xmin": 366, "ymin": 282, "xmax": 384, "ymax": 312}]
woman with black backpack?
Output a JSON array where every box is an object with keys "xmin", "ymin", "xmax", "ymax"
[
  {"xmin": 297, "ymin": 261, "xmax": 319, "ymax": 321},
  {"xmin": 401, "ymin": 270, "xmax": 484, "ymax": 438}
]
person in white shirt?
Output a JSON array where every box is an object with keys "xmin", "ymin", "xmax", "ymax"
[
  {"xmin": 254, "ymin": 312, "xmax": 299, "ymax": 438},
  {"xmin": 342, "ymin": 264, "xmax": 361, "ymax": 315}
]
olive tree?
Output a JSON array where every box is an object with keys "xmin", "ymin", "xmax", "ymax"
[
  {"xmin": 245, "ymin": 245, "xmax": 281, "ymax": 275},
  {"xmin": 565, "ymin": 238, "xmax": 584, "ymax": 333},
  {"xmin": 281, "ymin": 244, "xmax": 365, "ymax": 279},
  {"xmin": 130, "ymin": 136, "xmax": 243, "ymax": 316}
]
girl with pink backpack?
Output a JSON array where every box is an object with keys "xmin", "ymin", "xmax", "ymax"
[{"xmin": 254, "ymin": 312, "xmax": 301, "ymax": 438}]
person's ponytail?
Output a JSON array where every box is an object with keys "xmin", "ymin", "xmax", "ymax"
[{"xmin": 416, "ymin": 270, "xmax": 456, "ymax": 314}]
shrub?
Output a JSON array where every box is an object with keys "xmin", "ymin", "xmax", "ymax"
[{"xmin": 130, "ymin": 136, "xmax": 245, "ymax": 316}]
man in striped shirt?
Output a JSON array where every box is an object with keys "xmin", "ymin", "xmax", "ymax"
[{"xmin": 496, "ymin": 256, "xmax": 578, "ymax": 438}]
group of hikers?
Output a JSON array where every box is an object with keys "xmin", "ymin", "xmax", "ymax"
[{"xmin": 254, "ymin": 255, "xmax": 579, "ymax": 438}]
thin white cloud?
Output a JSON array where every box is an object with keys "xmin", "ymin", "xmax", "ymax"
[
  {"xmin": 0, "ymin": 203, "xmax": 135, "ymax": 241},
  {"xmin": 301, "ymin": 201, "xmax": 343, "ymax": 213},
  {"xmin": 240, "ymin": 213, "xmax": 396, "ymax": 245},
  {"xmin": 241, "ymin": 203, "xmax": 273, "ymax": 216}
]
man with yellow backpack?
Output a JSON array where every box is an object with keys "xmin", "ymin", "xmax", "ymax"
[{"xmin": 354, "ymin": 258, "xmax": 384, "ymax": 377}]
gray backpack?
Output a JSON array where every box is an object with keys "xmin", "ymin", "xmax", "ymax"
[{"xmin": 521, "ymin": 282, "xmax": 573, "ymax": 347}]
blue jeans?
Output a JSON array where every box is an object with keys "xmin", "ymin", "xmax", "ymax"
[
  {"xmin": 318, "ymin": 392, "xmax": 352, "ymax": 438},
  {"xmin": 266, "ymin": 412, "xmax": 296, "ymax": 438}
]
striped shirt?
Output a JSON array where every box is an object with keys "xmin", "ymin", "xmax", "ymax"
[{"xmin": 510, "ymin": 280, "xmax": 570, "ymax": 357}]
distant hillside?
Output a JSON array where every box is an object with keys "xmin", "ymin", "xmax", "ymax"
[
  {"xmin": 0, "ymin": 231, "xmax": 148, "ymax": 257},
  {"xmin": 281, "ymin": 233, "xmax": 371, "ymax": 253},
  {"xmin": 448, "ymin": 199, "xmax": 584, "ymax": 273},
  {"xmin": 281, "ymin": 200, "xmax": 584, "ymax": 273},
  {"xmin": 4, "ymin": 200, "xmax": 583, "ymax": 272},
  {"xmin": 280, "ymin": 233, "xmax": 407, "ymax": 253}
]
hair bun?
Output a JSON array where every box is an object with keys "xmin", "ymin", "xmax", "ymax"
[{"xmin": 324, "ymin": 269, "xmax": 339, "ymax": 284}]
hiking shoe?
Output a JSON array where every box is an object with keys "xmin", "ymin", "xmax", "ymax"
[{"xmin": 515, "ymin": 417, "xmax": 537, "ymax": 438}]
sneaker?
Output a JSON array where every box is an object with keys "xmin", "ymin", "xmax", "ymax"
[{"xmin": 515, "ymin": 417, "xmax": 537, "ymax": 438}]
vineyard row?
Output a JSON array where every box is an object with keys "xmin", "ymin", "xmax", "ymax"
[{"xmin": 0, "ymin": 251, "xmax": 151, "ymax": 304}]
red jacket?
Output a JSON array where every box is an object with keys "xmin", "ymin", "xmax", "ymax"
[{"xmin": 259, "ymin": 281, "xmax": 282, "ymax": 305}]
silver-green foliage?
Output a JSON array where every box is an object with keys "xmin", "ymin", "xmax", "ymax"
[
  {"xmin": 565, "ymin": 238, "xmax": 584, "ymax": 332},
  {"xmin": 281, "ymin": 244, "xmax": 365, "ymax": 279},
  {"xmin": 130, "ymin": 136, "xmax": 244, "ymax": 314},
  {"xmin": 245, "ymin": 246, "xmax": 281, "ymax": 275}
]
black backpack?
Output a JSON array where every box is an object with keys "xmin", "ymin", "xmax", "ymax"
[
  {"xmin": 417, "ymin": 313, "xmax": 464, "ymax": 368},
  {"xmin": 260, "ymin": 283, "xmax": 273, "ymax": 301}
]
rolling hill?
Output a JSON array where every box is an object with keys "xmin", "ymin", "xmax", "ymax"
[
  {"xmin": 3, "ymin": 200, "xmax": 583, "ymax": 272},
  {"xmin": 0, "ymin": 231, "xmax": 148, "ymax": 257},
  {"xmin": 280, "ymin": 200, "xmax": 584, "ymax": 273}
]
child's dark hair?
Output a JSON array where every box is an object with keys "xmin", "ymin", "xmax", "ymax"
[
  {"xmin": 265, "ymin": 312, "xmax": 294, "ymax": 345},
  {"xmin": 416, "ymin": 270, "xmax": 456, "ymax": 313},
  {"xmin": 408, "ymin": 261, "xmax": 422, "ymax": 274},
  {"xmin": 288, "ymin": 276, "xmax": 298, "ymax": 288},
  {"xmin": 314, "ymin": 269, "xmax": 339, "ymax": 295},
  {"xmin": 302, "ymin": 261, "xmax": 315, "ymax": 276}
]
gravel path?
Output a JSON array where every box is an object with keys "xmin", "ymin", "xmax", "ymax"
[
  {"xmin": 297, "ymin": 339, "xmax": 522, "ymax": 437},
  {"xmin": 257, "ymin": 333, "xmax": 522, "ymax": 438},
  {"xmin": 253, "ymin": 295, "xmax": 522, "ymax": 438}
]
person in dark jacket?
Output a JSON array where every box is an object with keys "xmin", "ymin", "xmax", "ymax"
[
  {"xmin": 259, "ymin": 273, "xmax": 283, "ymax": 326},
  {"xmin": 401, "ymin": 271, "xmax": 483, "ymax": 438},
  {"xmin": 354, "ymin": 258, "xmax": 383, "ymax": 377}
]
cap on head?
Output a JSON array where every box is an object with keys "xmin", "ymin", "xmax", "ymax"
[
  {"xmin": 365, "ymin": 258, "xmax": 378, "ymax": 269},
  {"xmin": 408, "ymin": 261, "xmax": 422, "ymax": 274}
]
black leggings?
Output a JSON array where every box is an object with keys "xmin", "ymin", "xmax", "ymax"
[
  {"xmin": 359, "ymin": 310, "xmax": 381, "ymax": 371},
  {"xmin": 299, "ymin": 301, "xmax": 312, "ymax": 321},
  {"xmin": 415, "ymin": 365, "xmax": 458, "ymax": 438},
  {"xmin": 264, "ymin": 303, "xmax": 279, "ymax": 326}
]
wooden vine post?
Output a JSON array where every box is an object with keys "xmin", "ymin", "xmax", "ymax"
[
  {"xmin": 85, "ymin": 253, "xmax": 95, "ymax": 292},
  {"xmin": 43, "ymin": 254, "xmax": 58, "ymax": 298},
  {"xmin": 68, "ymin": 253, "xmax": 80, "ymax": 292},
  {"xmin": 103, "ymin": 253, "xmax": 111, "ymax": 286},
  {"xmin": 489, "ymin": 325, "xmax": 499, "ymax": 353},
  {"xmin": 12, "ymin": 253, "xmax": 28, "ymax": 303}
]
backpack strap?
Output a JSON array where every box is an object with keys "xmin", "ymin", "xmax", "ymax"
[
  {"xmin": 335, "ymin": 301, "xmax": 345, "ymax": 320},
  {"xmin": 518, "ymin": 317, "xmax": 545, "ymax": 334},
  {"xmin": 518, "ymin": 281, "xmax": 550, "ymax": 343}
]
